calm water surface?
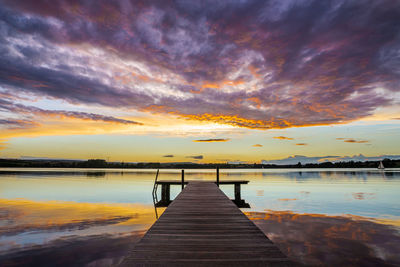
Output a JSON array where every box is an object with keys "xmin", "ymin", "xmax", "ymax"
[{"xmin": 0, "ymin": 168, "xmax": 399, "ymax": 266}]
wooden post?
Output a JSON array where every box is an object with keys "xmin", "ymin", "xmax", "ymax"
[
  {"xmin": 234, "ymin": 183, "xmax": 241, "ymax": 202},
  {"xmin": 181, "ymin": 169, "xmax": 185, "ymax": 191},
  {"xmin": 161, "ymin": 184, "xmax": 170, "ymax": 204},
  {"xmin": 216, "ymin": 167, "xmax": 219, "ymax": 187}
]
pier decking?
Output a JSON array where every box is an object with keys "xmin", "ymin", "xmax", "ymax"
[{"xmin": 121, "ymin": 181, "xmax": 291, "ymax": 266}]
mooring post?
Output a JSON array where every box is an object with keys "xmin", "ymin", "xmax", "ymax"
[
  {"xmin": 216, "ymin": 167, "xmax": 219, "ymax": 187},
  {"xmin": 234, "ymin": 183, "xmax": 241, "ymax": 202},
  {"xmin": 181, "ymin": 169, "xmax": 185, "ymax": 191},
  {"xmin": 161, "ymin": 184, "xmax": 170, "ymax": 204}
]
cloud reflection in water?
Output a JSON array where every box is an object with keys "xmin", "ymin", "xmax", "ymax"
[
  {"xmin": 0, "ymin": 199, "xmax": 158, "ymax": 266},
  {"xmin": 247, "ymin": 211, "xmax": 400, "ymax": 266}
]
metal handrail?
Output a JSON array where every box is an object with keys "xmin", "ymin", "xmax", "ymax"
[
  {"xmin": 152, "ymin": 169, "xmax": 159, "ymax": 201},
  {"xmin": 152, "ymin": 169, "xmax": 160, "ymax": 218}
]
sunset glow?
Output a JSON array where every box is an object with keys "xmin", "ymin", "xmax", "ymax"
[{"xmin": 0, "ymin": 0, "xmax": 399, "ymax": 163}]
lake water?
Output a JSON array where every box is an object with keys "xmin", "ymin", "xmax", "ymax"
[{"xmin": 0, "ymin": 168, "xmax": 399, "ymax": 266}]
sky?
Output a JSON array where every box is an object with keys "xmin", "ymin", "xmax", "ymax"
[{"xmin": 0, "ymin": 0, "xmax": 399, "ymax": 163}]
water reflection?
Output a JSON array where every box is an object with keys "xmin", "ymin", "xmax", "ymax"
[
  {"xmin": 1, "ymin": 232, "xmax": 144, "ymax": 267},
  {"xmin": 221, "ymin": 169, "xmax": 400, "ymax": 181},
  {"xmin": 0, "ymin": 168, "xmax": 399, "ymax": 266},
  {"xmin": 0, "ymin": 198, "xmax": 157, "ymax": 266},
  {"xmin": 247, "ymin": 211, "xmax": 400, "ymax": 266},
  {"xmin": 86, "ymin": 171, "xmax": 106, "ymax": 178},
  {"xmin": 2, "ymin": 203, "xmax": 399, "ymax": 266}
]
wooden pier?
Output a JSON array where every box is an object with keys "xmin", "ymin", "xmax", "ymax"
[
  {"xmin": 154, "ymin": 180, "xmax": 250, "ymax": 208},
  {"xmin": 120, "ymin": 181, "xmax": 291, "ymax": 266}
]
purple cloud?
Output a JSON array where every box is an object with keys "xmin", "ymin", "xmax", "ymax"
[
  {"xmin": 0, "ymin": 99, "xmax": 142, "ymax": 126},
  {"xmin": 0, "ymin": 118, "xmax": 37, "ymax": 129},
  {"xmin": 193, "ymin": 138, "xmax": 230, "ymax": 142}
]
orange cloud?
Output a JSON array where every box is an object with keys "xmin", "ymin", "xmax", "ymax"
[
  {"xmin": 344, "ymin": 139, "xmax": 369, "ymax": 143},
  {"xmin": 181, "ymin": 113, "xmax": 284, "ymax": 129},
  {"xmin": 143, "ymin": 102, "xmax": 352, "ymax": 130},
  {"xmin": 248, "ymin": 65, "xmax": 261, "ymax": 78},
  {"xmin": 201, "ymin": 79, "xmax": 245, "ymax": 89},
  {"xmin": 296, "ymin": 143, "xmax": 308, "ymax": 146},
  {"xmin": 177, "ymin": 113, "xmax": 345, "ymax": 131},
  {"xmin": 193, "ymin": 138, "xmax": 230, "ymax": 142},
  {"xmin": 246, "ymin": 97, "xmax": 262, "ymax": 108},
  {"xmin": 337, "ymin": 138, "xmax": 369, "ymax": 143},
  {"xmin": 201, "ymin": 82, "xmax": 220, "ymax": 89},
  {"xmin": 274, "ymin": 136, "xmax": 294, "ymax": 140},
  {"xmin": 253, "ymin": 144, "xmax": 263, "ymax": 147}
]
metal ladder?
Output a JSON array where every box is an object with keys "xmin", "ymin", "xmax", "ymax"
[{"xmin": 152, "ymin": 169, "xmax": 160, "ymax": 218}]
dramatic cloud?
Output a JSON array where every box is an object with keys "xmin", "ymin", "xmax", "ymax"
[
  {"xmin": 162, "ymin": 154, "xmax": 174, "ymax": 158},
  {"xmin": 262, "ymin": 154, "xmax": 400, "ymax": 165},
  {"xmin": 253, "ymin": 144, "xmax": 263, "ymax": 147},
  {"xmin": 193, "ymin": 138, "xmax": 230, "ymax": 142},
  {"xmin": 295, "ymin": 143, "xmax": 307, "ymax": 146},
  {"xmin": 274, "ymin": 136, "xmax": 294, "ymax": 140},
  {"xmin": 0, "ymin": 0, "xmax": 398, "ymax": 130},
  {"xmin": 186, "ymin": 155, "xmax": 204, "ymax": 160}
]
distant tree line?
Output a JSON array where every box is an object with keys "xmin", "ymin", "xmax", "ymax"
[{"xmin": 0, "ymin": 158, "xmax": 399, "ymax": 168}]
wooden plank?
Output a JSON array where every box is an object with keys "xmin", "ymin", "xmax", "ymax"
[{"xmin": 120, "ymin": 182, "xmax": 292, "ymax": 266}]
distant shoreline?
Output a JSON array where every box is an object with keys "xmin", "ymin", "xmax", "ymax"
[{"xmin": 1, "ymin": 158, "xmax": 399, "ymax": 169}]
